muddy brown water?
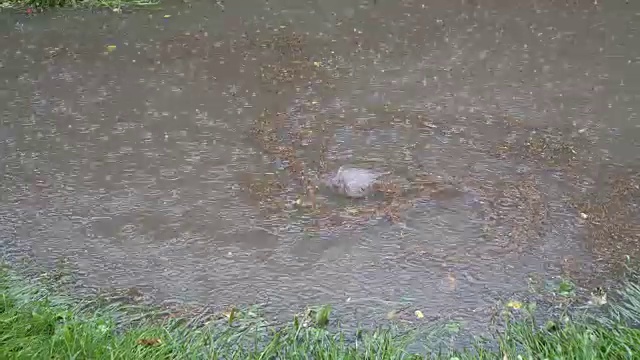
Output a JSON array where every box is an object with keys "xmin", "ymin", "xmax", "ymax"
[{"xmin": 0, "ymin": 0, "xmax": 639, "ymax": 335}]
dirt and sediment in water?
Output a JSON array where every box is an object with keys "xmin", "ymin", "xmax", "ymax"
[{"xmin": 0, "ymin": 0, "xmax": 638, "ymax": 334}]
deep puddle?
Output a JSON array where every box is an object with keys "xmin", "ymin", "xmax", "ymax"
[{"xmin": 0, "ymin": 0, "xmax": 639, "ymax": 334}]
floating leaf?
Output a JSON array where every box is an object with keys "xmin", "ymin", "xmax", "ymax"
[
  {"xmin": 414, "ymin": 310, "xmax": 424, "ymax": 319},
  {"xmin": 163, "ymin": 14, "xmax": 172, "ymax": 18},
  {"xmin": 106, "ymin": 45, "xmax": 117, "ymax": 52},
  {"xmin": 506, "ymin": 300, "xmax": 523, "ymax": 310}
]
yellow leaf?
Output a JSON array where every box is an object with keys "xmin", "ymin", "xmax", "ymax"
[
  {"xmin": 414, "ymin": 310, "xmax": 424, "ymax": 319},
  {"xmin": 164, "ymin": 14, "xmax": 172, "ymax": 18},
  {"xmin": 106, "ymin": 45, "xmax": 117, "ymax": 52},
  {"xmin": 506, "ymin": 300, "xmax": 523, "ymax": 310}
]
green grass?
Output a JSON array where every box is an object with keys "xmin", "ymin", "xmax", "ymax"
[{"xmin": 1, "ymin": 266, "xmax": 639, "ymax": 359}]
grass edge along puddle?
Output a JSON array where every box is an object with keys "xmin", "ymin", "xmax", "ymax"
[{"xmin": 1, "ymin": 263, "xmax": 639, "ymax": 359}]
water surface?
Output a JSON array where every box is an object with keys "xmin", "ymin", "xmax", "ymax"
[{"xmin": 0, "ymin": 0, "xmax": 639, "ymax": 333}]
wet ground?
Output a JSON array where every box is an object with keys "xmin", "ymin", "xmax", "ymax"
[{"xmin": 0, "ymin": 0, "xmax": 639, "ymax": 334}]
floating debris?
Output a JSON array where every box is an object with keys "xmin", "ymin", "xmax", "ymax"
[
  {"xmin": 322, "ymin": 166, "xmax": 390, "ymax": 198},
  {"xmin": 506, "ymin": 300, "xmax": 523, "ymax": 310}
]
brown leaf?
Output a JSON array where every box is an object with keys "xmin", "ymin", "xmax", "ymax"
[{"xmin": 137, "ymin": 338, "xmax": 163, "ymax": 346}]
